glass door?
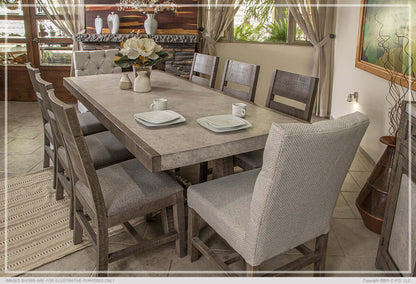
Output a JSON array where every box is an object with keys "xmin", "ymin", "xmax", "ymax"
[{"xmin": 0, "ymin": 0, "xmax": 74, "ymax": 101}]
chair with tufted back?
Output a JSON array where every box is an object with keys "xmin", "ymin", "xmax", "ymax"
[{"xmin": 73, "ymin": 49, "xmax": 122, "ymax": 112}]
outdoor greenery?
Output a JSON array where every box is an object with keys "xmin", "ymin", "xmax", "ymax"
[
  {"xmin": 233, "ymin": 0, "xmax": 308, "ymax": 43},
  {"xmin": 234, "ymin": 0, "xmax": 288, "ymax": 43}
]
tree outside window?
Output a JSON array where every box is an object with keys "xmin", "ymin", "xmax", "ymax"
[{"xmin": 233, "ymin": 0, "xmax": 308, "ymax": 44}]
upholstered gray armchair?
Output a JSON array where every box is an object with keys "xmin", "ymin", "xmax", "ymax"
[
  {"xmin": 73, "ymin": 49, "xmax": 122, "ymax": 112},
  {"xmin": 188, "ymin": 112, "xmax": 369, "ymax": 276}
]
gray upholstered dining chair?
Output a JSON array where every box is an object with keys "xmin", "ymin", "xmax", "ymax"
[
  {"xmin": 188, "ymin": 112, "xmax": 369, "ymax": 276},
  {"xmin": 48, "ymin": 89, "xmax": 186, "ymax": 276},
  {"xmin": 27, "ymin": 63, "xmax": 107, "ymax": 189},
  {"xmin": 73, "ymin": 49, "xmax": 122, "ymax": 113},
  {"xmin": 36, "ymin": 77, "xmax": 133, "ymax": 229},
  {"xmin": 189, "ymin": 53, "xmax": 219, "ymax": 88},
  {"xmin": 234, "ymin": 69, "xmax": 319, "ymax": 171},
  {"xmin": 220, "ymin": 59, "xmax": 260, "ymax": 102}
]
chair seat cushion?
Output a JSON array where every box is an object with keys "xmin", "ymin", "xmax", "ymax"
[
  {"xmin": 77, "ymin": 112, "xmax": 106, "ymax": 136},
  {"xmin": 234, "ymin": 149, "xmax": 263, "ymax": 170},
  {"xmin": 75, "ymin": 159, "xmax": 183, "ymax": 226},
  {"xmin": 57, "ymin": 130, "xmax": 134, "ymax": 170},
  {"xmin": 188, "ymin": 169, "xmax": 261, "ymax": 258}
]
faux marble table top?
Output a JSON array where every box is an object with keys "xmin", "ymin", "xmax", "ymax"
[{"xmin": 64, "ymin": 70, "xmax": 302, "ymax": 172}]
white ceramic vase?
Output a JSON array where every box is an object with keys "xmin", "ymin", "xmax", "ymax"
[
  {"xmin": 134, "ymin": 71, "xmax": 152, "ymax": 93},
  {"xmin": 119, "ymin": 73, "xmax": 132, "ymax": 90},
  {"xmin": 107, "ymin": 12, "xmax": 119, "ymax": 35},
  {"xmin": 144, "ymin": 14, "xmax": 158, "ymax": 35},
  {"xmin": 95, "ymin": 16, "xmax": 103, "ymax": 34}
]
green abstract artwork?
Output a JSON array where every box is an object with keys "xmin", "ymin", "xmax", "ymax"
[{"xmin": 360, "ymin": 0, "xmax": 415, "ymax": 77}]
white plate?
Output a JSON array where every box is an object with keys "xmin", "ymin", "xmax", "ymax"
[
  {"xmin": 197, "ymin": 116, "xmax": 252, "ymax": 133},
  {"xmin": 134, "ymin": 110, "xmax": 180, "ymax": 124},
  {"xmin": 135, "ymin": 111, "xmax": 186, "ymax": 127},
  {"xmin": 202, "ymin": 115, "xmax": 247, "ymax": 129}
]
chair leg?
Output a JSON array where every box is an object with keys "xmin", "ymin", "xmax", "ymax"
[
  {"xmin": 188, "ymin": 207, "xmax": 201, "ymax": 262},
  {"xmin": 199, "ymin": 162, "xmax": 208, "ymax": 183},
  {"xmin": 161, "ymin": 207, "xmax": 170, "ymax": 234},
  {"xmin": 68, "ymin": 190, "xmax": 74, "ymax": 230},
  {"xmin": 52, "ymin": 146, "xmax": 57, "ymax": 189},
  {"xmin": 43, "ymin": 134, "xmax": 51, "ymax": 168},
  {"xmin": 313, "ymin": 233, "xmax": 328, "ymax": 277},
  {"xmin": 96, "ymin": 240, "xmax": 109, "ymax": 277},
  {"xmin": 173, "ymin": 192, "xmax": 186, "ymax": 257},
  {"xmin": 73, "ymin": 197, "xmax": 83, "ymax": 245},
  {"xmin": 55, "ymin": 158, "xmax": 64, "ymax": 200},
  {"xmin": 246, "ymin": 263, "xmax": 259, "ymax": 277}
]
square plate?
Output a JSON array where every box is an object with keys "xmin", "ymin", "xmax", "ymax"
[
  {"xmin": 134, "ymin": 110, "xmax": 180, "ymax": 124},
  {"xmin": 134, "ymin": 111, "xmax": 186, "ymax": 127},
  {"xmin": 203, "ymin": 115, "xmax": 247, "ymax": 129},
  {"xmin": 197, "ymin": 116, "xmax": 252, "ymax": 133}
]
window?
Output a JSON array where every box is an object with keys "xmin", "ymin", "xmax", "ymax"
[
  {"xmin": 0, "ymin": 0, "xmax": 28, "ymax": 65},
  {"xmin": 0, "ymin": 0, "xmax": 72, "ymax": 67},
  {"xmin": 232, "ymin": 0, "xmax": 309, "ymax": 45}
]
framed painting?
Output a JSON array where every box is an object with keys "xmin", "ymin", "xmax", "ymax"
[{"xmin": 355, "ymin": 0, "xmax": 416, "ymax": 91}]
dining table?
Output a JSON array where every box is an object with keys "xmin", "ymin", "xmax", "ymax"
[{"xmin": 63, "ymin": 70, "xmax": 302, "ymax": 179}]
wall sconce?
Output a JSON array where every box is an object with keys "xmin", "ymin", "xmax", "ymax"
[{"xmin": 347, "ymin": 92, "xmax": 359, "ymax": 103}]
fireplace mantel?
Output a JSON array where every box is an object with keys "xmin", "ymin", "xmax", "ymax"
[
  {"xmin": 74, "ymin": 33, "xmax": 198, "ymax": 44},
  {"xmin": 74, "ymin": 33, "xmax": 199, "ymax": 78}
]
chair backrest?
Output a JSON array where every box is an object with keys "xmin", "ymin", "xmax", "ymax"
[
  {"xmin": 189, "ymin": 53, "xmax": 219, "ymax": 88},
  {"xmin": 220, "ymin": 60, "xmax": 260, "ymax": 102},
  {"xmin": 48, "ymin": 89, "xmax": 107, "ymax": 223},
  {"xmin": 266, "ymin": 69, "xmax": 319, "ymax": 122},
  {"xmin": 34, "ymin": 73, "xmax": 65, "ymax": 148},
  {"xmin": 26, "ymin": 63, "xmax": 49, "ymax": 124},
  {"xmin": 244, "ymin": 112, "xmax": 369, "ymax": 265},
  {"xmin": 26, "ymin": 63, "xmax": 40, "ymax": 95},
  {"xmin": 73, "ymin": 49, "xmax": 122, "ymax": 77}
]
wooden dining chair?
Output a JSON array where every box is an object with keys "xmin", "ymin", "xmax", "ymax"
[
  {"xmin": 26, "ymin": 63, "xmax": 54, "ymax": 171},
  {"xmin": 27, "ymin": 63, "xmax": 109, "ymax": 189},
  {"xmin": 234, "ymin": 69, "xmax": 319, "ymax": 171},
  {"xmin": 48, "ymin": 89, "xmax": 186, "ymax": 276},
  {"xmin": 188, "ymin": 112, "xmax": 369, "ymax": 276},
  {"xmin": 189, "ymin": 53, "xmax": 219, "ymax": 88},
  {"xmin": 198, "ymin": 60, "xmax": 260, "ymax": 182},
  {"xmin": 266, "ymin": 69, "xmax": 319, "ymax": 122},
  {"xmin": 220, "ymin": 60, "xmax": 260, "ymax": 102},
  {"xmin": 36, "ymin": 77, "xmax": 133, "ymax": 229}
]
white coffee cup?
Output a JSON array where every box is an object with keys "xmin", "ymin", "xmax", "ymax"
[
  {"xmin": 232, "ymin": 103, "xmax": 246, "ymax": 118},
  {"xmin": 150, "ymin": 98, "xmax": 167, "ymax": 111}
]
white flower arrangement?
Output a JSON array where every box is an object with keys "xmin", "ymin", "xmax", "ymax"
[{"xmin": 113, "ymin": 37, "xmax": 168, "ymax": 68}]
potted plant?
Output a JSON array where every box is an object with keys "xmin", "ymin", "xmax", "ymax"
[
  {"xmin": 39, "ymin": 24, "xmax": 48, "ymax": 37},
  {"xmin": 48, "ymin": 25, "xmax": 56, "ymax": 37}
]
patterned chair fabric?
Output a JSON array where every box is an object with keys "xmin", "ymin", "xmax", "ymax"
[
  {"xmin": 73, "ymin": 49, "xmax": 122, "ymax": 77},
  {"xmin": 73, "ymin": 49, "xmax": 122, "ymax": 113},
  {"xmin": 188, "ymin": 112, "xmax": 370, "ymax": 266}
]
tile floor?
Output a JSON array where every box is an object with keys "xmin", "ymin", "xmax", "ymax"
[{"xmin": 1, "ymin": 101, "xmax": 387, "ymax": 277}]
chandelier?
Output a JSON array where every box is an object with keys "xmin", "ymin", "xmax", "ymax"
[{"xmin": 118, "ymin": 0, "xmax": 177, "ymax": 14}]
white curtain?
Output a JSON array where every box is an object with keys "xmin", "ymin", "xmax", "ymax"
[
  {"xmin": 286, "ymin": 0, "xmax": 336, "ymax": 117},
  {"xmin": 38, "ymin": 0, "xmax": 85, "ymax": 75},
  {"xmin": 201, "ymin": 0, "xmax": 242, "ymax": 55}
]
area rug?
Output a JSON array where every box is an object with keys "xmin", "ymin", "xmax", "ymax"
[
  {"xmin": 0, "ymin": 168, "xmax": 89, "ymax": 276},
  {"xmin": 0, "ymin": 168, "xmax": 146, "ymax": 277}
]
